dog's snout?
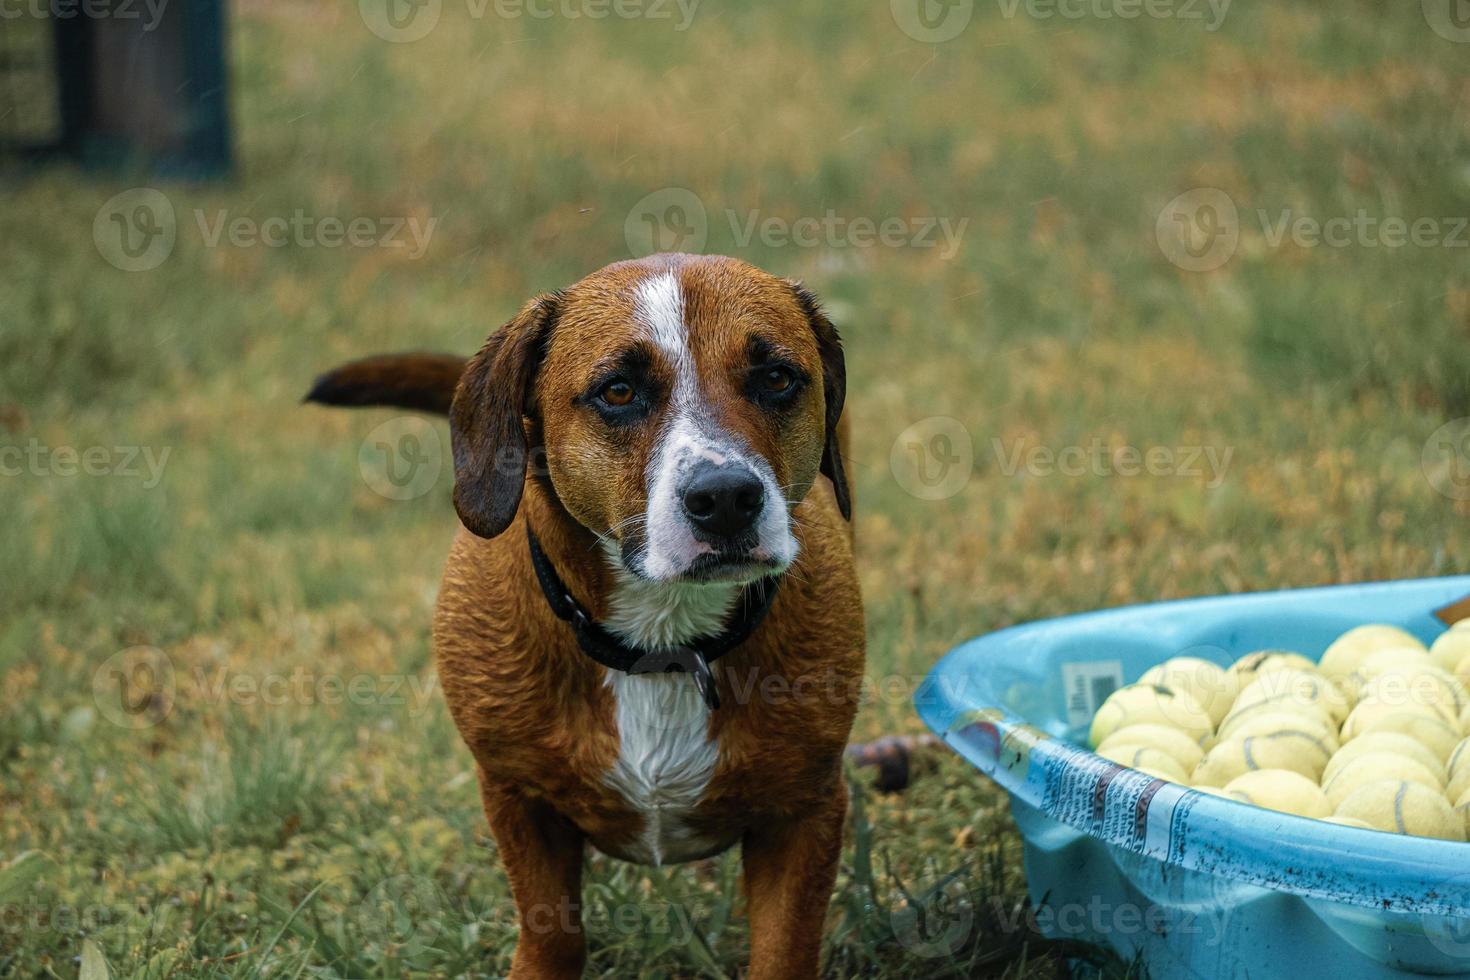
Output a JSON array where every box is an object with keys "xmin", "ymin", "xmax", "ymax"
[{"xmin": 681, "ymin": 465, "xmax": 765, "ymax": 538}]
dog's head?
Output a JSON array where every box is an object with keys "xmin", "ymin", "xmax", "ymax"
[{"xmin": 450, "ymin": 254, "xmax": 848, "ymax": 584}]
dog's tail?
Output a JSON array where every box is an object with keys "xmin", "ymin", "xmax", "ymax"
[{"xmin": 304, "ymin": 352, "xmax": 466, "ymax": 416}]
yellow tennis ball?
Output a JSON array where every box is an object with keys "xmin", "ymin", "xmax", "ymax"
[
  {"xmin": 1227, "ymin": 669, "xmax": 1349, "ymax": 727},
  {"xmin": 1322, "ymin": 752, "xmax": 1445, "ymax": 810},
  {"xmin": 1140, "ymin": 657, "xmax": 1238, "ymax": 726},
  {"xmin": 1358, "ymin": 668, "xmax": 1465, "ymax": 725},
  {"xmin": 1456, "ymin": 787, "xmax": 1470, "ymax": 839},
  {"xmin": 1230, "ymin": 650, "xmax": 1321, "ymax": 680},
  {"xmin": 1323, "ymin": 816, "xmax": 1375, "ymax": 830},
  {"xmin": 1320, "ymin": 625, "xmax": 1425, "ymax": 682},
  {"xmin": 1447, "ymin": 738, "xmax": 1470, "ymax": 801},
  {"xmin": 1333, "ymin": 780, "xmax": 1467, "ymax": 841},
  {"xmin": 1342, "ymin": 648, "xmax": 1440, "ymax": 702},
  {"xmin": 1191, "ymin": 732, "xmax": 1333, "ymax": 787},
  {"xmin": 1323, "ymin": 733, "xmax": 1447, "ymax": 786},
  {"xmin": 1220, "ymin": 712, "xmax": 1340, "ymax": 755},
  {"xmin": 1430, "ymin": 629, "xmax": 1470, "ymax": 674},
  {"xmin": 1461, "ymin": 702, "xmax": 1470, "ymax": 736},
  {"xmin": 1089, "ymin": 684, "xmax": 1213, "ymax": 748},
  {"xmin": 1099, "ymin": 725, "xmax": 1205, "ymax": 772},
  {"xmin": 1097, "ymin": 744, "xmax": 1190, "ymax": 784},
  {"xmin": 1341, "ymin": 703, "xmax": 1462, "ymax": 761},
  {"xmin": 1222, "ymin": 769, "xmax": 1332, "ymax": 818}
]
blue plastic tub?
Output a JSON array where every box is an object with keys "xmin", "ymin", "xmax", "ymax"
[{"xmin": 915, "ymin": 577, "xmax": 1470, "ymax": 979}]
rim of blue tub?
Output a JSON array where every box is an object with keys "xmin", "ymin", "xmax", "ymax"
[{"xmin": 914, "ymin": 575, "xmax": 1470, "ymax": 919}]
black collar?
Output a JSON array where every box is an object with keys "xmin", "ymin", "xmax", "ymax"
[{"xmin": 526, "ymin": 526, "xmax": 781, "ymax": 710}]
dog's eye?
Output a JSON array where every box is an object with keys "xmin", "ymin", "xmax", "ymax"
[
  {"xmin": 599, "ymin": 380, "xmax": 636, "ymax": 407},
  {"xmin": 761, "ymin": 367, "xmax": 794, "ymax": 393}
]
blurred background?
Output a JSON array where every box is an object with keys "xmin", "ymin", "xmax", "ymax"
[{"xmin": 3, "ymin": 0, "xmax": 1470, "ymax": 975}]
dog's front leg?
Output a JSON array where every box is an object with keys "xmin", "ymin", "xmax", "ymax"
[
  {"xmin": 481, "ymin": 786, "xmax": 587, "ymax": 979},
  {"xmin": 741, "ymin": 782, "xmax": 847, "ymax": 980}
]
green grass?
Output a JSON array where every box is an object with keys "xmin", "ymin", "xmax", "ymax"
[{"xmin": 3, "ymin": 0, "xmax": 1469, "ymax": 975}]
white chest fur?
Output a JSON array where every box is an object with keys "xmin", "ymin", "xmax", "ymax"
[{"xmin": 600, "ymin": 560, "xmax": 737, "ymax": 865}]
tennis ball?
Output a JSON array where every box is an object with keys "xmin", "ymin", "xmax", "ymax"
[
  {"xmin": 1227, "ymin": 669, "xmax": 1349, "ymax": 728},
  {"xmin": 1230, "ymin": 650, "xmax": 1321, "ymax": 679},
  {"xmin": 1333, "ymin": 780, "xmax": 1467, "ymax": 841},
  {"xmin": 1323, "ymin": 733, "xmax": 1447, "ymax": 786},
  {"xmin": 1461, "ymin": 703, "xmax": 1470, "ymax": 736},
  {"xmin": 1342, "ymin": 648, "xmax": 1439, "ymax": 702},
  {"xmin": 1099, "ymin": 725, "xmax": 1205, "ymax": 772},
  {"xmin": 1222, "ymin": 770, "xmax": 1331, "ymax": 818},
  {"xmin": 1447, "ymin": 737, "xmax": 1470, "ymax": 801},
  {"xmin": 1191, "ymin": 732, "xmax": 1333, "ymax": 787},
  {"xmin": 1319, "ymin": 625, "xmax": 1425, "ymax": 682},
  {"xmin": 1219, "ymin": 712, "xmax": 1340, "ymax": 755},
  {"xmin": 1140, "ymin": 657, "xmax": 1238, "ymax": 726},
  {"xmin": 1097, "ymin": 744, "xmax": 1190, "ymax": 783},
  {"xmin": 1089, "ymin": 684, "xmax": 1213, "ymax": 749},
  {"xmin": 1456, "ymin": 787, "xmax": 1470, "ymax": 839},
  {"xmin": 1322, "ymin": 752, "xmax": 1445, "ymax": 810},
  {"xmin": 1431, "ymin": 629, "xmax": 1470, "ymax": 674},
  {"xmin": 1357, "ymin": 668, "xmax": 1466, "ymax": 725},
  {"xmin": 1341, "ymin": 703, "xmax": 1463, "ymax": 762},
  {"xmin": 1323, "ymin": 816, "xmax": 1375, "ymax": 830}
]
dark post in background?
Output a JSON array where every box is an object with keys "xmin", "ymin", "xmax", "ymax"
[{"xmin": 1, "ymin": 0, "xmax": 232, "ymax": 177}]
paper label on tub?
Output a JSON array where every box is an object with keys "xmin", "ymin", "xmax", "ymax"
[
  {"xmin": 1060, "ymin": 660, "xmax": 1124, "ymax": 729},
  {"xmin": 1040, "ymin": 744, "xmax": 1188, "ymax": 858}
]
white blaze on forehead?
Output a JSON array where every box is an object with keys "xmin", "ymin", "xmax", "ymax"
[{"xmin": 633, "ymin": 271, "xmax": 696, "ymax": 398}]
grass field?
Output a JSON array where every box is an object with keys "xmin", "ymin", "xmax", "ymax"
[{"xmin": 4, "ymin": 0, "xmax": 1470, "ymax": 975}]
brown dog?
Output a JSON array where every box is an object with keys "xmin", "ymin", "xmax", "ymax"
[{"xmin": 308, "ymin": 253, "xmax": 864, "ymax": 979}]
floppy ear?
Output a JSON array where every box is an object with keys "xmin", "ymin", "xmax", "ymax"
[
  {"xmin": 790, "ymin": 282, "xmax": 851, "ymax": 521},
  {"xmin": 449, "ymin": 293, "xmax": 561, "ymax": 539}
]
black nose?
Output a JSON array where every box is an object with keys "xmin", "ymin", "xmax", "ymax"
[{"xmin": 682, "ymin": 465, "xmax": 765, "ymax": 538}]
